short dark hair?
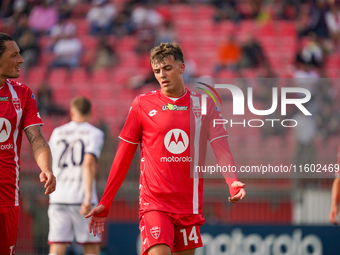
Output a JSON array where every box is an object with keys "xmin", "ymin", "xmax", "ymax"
[
  {"xmin": 149, "ymin": 42, "xmax": 184, "ymax": 65},
  {"xmin": 70, "ymin": 96, "xmax": 91, "ymax": 116},
  {"xmin": 0, "ymin": 33, "xmax": 14, "ymax": 58}
]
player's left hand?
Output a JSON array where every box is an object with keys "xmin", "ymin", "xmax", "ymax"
[
  {"xmin": 85, "ymin": 204, "xmax": 107, "ymax": 237},
  {"xmin": 228, "ymin": 181, "xmax": 246, "ymax": 203},
  {"xmin": 40, "ymin": 171, "xmax": 56, "ymax": 195},
  {"xmin": 329, "ymin": 205, "xmax": 339, "ymax": 225}
]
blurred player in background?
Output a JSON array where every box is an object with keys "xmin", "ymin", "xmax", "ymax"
[
  {"xmin": 329, "ymin": 146, "xmax": 340, "ymax": 224},
  {"xmin": 0, "ymin": 32, "xmax": 56, "ymax": 255},
  {"xmin": 86, "ymin": 42, "xmax": 246, "ymax": 255},
  {"xmin": 48, "ymin": 96, "xmax": 104, "ymax": 255}
]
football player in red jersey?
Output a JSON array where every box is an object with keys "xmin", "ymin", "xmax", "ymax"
[
  {"xmin": 0, "ymin": 33, "xmax": 56, "ymax": 255},
  {"xmin": 86, "ymin": 42, "xmax": 246, "ymax": 255},
  {"xmin": 329, "ymin": 146, "xmax": 340, "ymax": 224}
]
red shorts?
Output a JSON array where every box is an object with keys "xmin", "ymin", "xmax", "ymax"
[
  {"xmin": 139, "ymin": 211, "xmax": 205, "ymax": 255},
  {"xmin": 0, "ymin": 206, "xmax": 20, "ymax": 255}
]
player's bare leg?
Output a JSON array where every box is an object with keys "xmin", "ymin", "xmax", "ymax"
[
  {"xmin": 148, "ymin": 244, "xmax": 172, "ymax": 255},
  {"xmin": 83, "ymin": 243, "xmax": 100, "ymax": 255},
  {"xmin": 173, "ymin": 248, "xmax": 196, "ymax": 255},
  {"xmin": 49, "ymin": 243, "xmax": 67, "ymax": 255}
]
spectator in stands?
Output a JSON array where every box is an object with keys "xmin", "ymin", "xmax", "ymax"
[
  {"xmin": 212, "ymin": 0, "xmax": 241, "ymax": 23},
  {"xmin": 16, "ymin": 29, "xmax": 40, "ymax": 72},
  {"xmin": 293, "ymin": 107, "xmax": 317, "ymax": 167},
  {"xmin": 325, "ymin": 3, "xmax": 340, "ymax": 45},
  {"xmin": 155, "ymin": 20, "xmax": 176, "ymax": 45},
  {"xmin": 135, "ymin": 19, "xmax": 156, "ymax": 55},
  {"xmin": 0, "ymin": 0, "xmax": 14, "ymax": 18},
  {"xmin": 314, "ymin": 101, "xmax": 339, "ymax": 141},
  {"xmin": 87, "ymin": 0, "xmax": 117, "ymax": 35},
  {"xmin": 256, "ymin": 65, "xmax": 278, "ymax": 104},
  {"xmin": 2, "ymin": 0, "xmax": 29, "ymax": 35},
  {"xmin": 214, "ymin": 34, "xmax": 241, "ymax": 75},
  {"xmin": 314, "ymin": 69, "xmax": 336, "ymax": 108},
  {"xmin": 276, "ymin": 0, "xmax": 301, "ymax": 20},
  {"xmin": 112, "ymin": 10, "xmax": 133, "ymax": 37},
  {"xmin": 48, "ymin": 24, "xmax": 82, "ymax": 70},
  {"xmin": 111, "ymin": 0, "xmax": 135, "ymax": 37},
  {"xmin": 297, "ymin": 0, "xmax": 329, "ymax": 39},
  {"xmin": 239, "ymin": 34, "xmax": 267, "ymax": 69},
  {"xmin": 55, "ymin": 0, "xmax": 73, "ymax": 20},
  {"xmin": 295, "ymin": 32, "xmax": 324, "ymax": 68},
  {"xmin": 12, "ymin": 13, "xmax": 30, "ymax": 41},
  {"xmin": 131, "ymin": 3, "xmax": 163, "ymax": 31},
  {"xmin": 28, "ymin": 0, "xmax": 58, "ymax": 36},
  {"xmin": 36, "ymin": 81, "xmax": 67, "ymax": 117},
  {"xmin": 11, "ymin": 13, "xmax": 40, "ymax": 72},
  {"xmin": 293, "ymin": 62, "xmax": 319, "ymax": 99},
  {"xmin": 50, "ymin": 16, "xmax": 76, "ymax": 46},
  {"xmin": 88, "ymin": 35, "xmax": 119, "ymax": 72}
]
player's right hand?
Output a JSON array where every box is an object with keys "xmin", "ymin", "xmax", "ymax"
[
  {"xmin": 40, "ymin": 171, "xmax": 56, "ymax": 195},
  {"xmin": 329, "ymin": 205, "xmax": 338, "ymax": 225},
  {"xmin": 228, "ymin": 181, "xmax": 246, "ymax": 203},
  {"xmin": 85, "ymin": 204, "xmax": 107, "ymax": 236}
]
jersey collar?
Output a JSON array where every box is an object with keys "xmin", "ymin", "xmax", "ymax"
[{"xmin": 159, "ymin": 88, "xmax": 189, "ymax": 103}]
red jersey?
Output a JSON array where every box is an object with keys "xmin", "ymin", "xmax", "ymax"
[
  {"xmin": 0, "ymin": 79, "xmax": 43, "ymax": 207},
  {"xmin": 118, "ymin": 89, "xmax": 231, "ymax": 214}
]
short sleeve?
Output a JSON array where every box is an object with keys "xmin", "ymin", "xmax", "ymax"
[
  {"xmin": 22, "ymin": 86, "xmax": 43, "ymax": 130},
  {"xmin": 48, "ymin": 128, "xmax": 57, "ymax": 146},
  {"xmin": 85, "ymin": 129, "xmax": 105, "ymax": 160},
  {"xmin": 119, "ymin": 97, "xmax": 142, "ymax": 144}
]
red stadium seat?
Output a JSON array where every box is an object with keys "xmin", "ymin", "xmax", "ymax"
[
  {"xmin": 27, "ymin": 66, "xmax": 47, "ymax": 90},
  {"xmin": 91, "ymin": 69, "xmax": 111, "ymax": 84},
  {"xmin": 69, "ymin": 67, "xmax": 88, "ymax": 84},
  {"xmin": 47, "ymin": 68, "xmax": 69, "ymax": 88},
  {"xmin": 74, "ymin": 19, "xmax": 89, "ymax": 36}
]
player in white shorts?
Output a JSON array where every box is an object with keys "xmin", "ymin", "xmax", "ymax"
[{"xmin": 48, "ymin": 96, "xmax": 105, "ymax": 255}]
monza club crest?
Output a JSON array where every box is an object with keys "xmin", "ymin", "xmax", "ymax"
[
  {"xmin": 192, "ymin": 105, "xmax": 201, "ymax": 118},
  {"xmin": 12, "ymin": 98, "xmax": 21, "ymax": 111},
  {"xmin": 150, "ymin": 226, "xmax": 161, "ymax": 239}
]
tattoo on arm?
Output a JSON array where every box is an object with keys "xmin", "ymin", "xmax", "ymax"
[{"xmin": 25, "ymin": 125, "xmax": 49, "ymax": 153}]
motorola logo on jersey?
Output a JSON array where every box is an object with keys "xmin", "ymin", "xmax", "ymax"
[
  {"xmin": 0, "ymin": 118, "xmax": 11, "ymax": 142},
  {"xmin": 164, "ymin": 129, "xmax": 189, "ymax": 154}
]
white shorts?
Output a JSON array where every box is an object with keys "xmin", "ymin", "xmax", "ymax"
[{"xmin": 48, "ymin": 204, "xmax": 101, "ymax": 244}]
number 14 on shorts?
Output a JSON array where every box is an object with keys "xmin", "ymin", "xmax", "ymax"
[{"xmin": 180, "ymin": 226, "xmax": 199, "ymax": 246}]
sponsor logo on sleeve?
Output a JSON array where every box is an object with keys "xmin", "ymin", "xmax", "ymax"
[{"xmin": 148, "ymin": 109, "xmax": 157, "ymax": 117}]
